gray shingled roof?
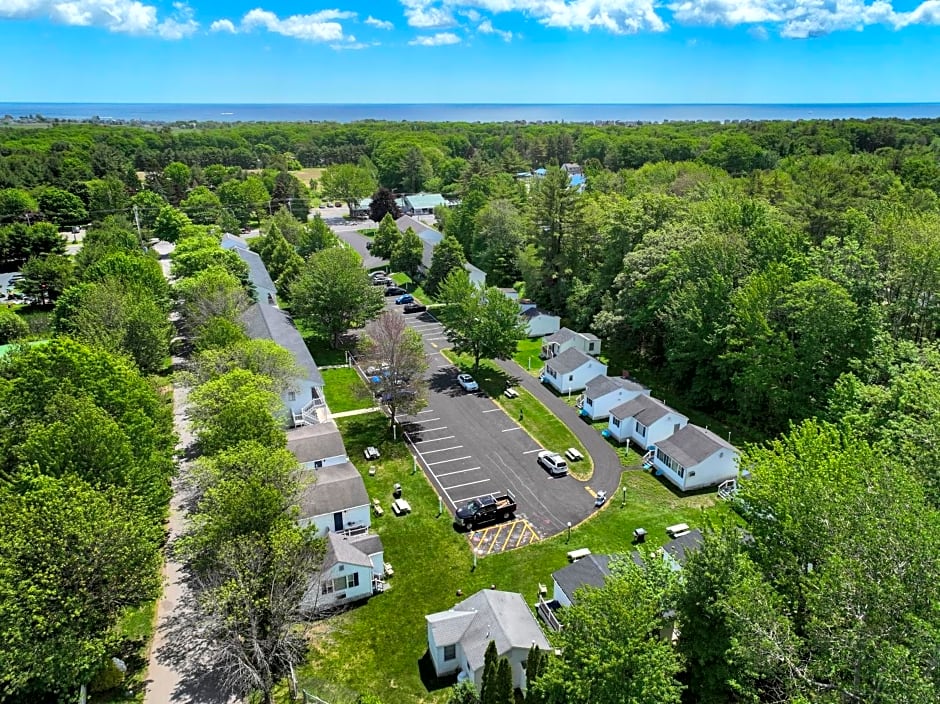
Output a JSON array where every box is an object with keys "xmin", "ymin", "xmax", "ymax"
[
  {"xmin": 552, "ymin": 554, "xmax": 612, "ymax": 604},
  {"xmin": 221, "ymin": 233, "xmax": 249, "ymax": 250},
  {"xmin": 464, "ymin": 262, "xmax": 485, "ymax": 283},
  {"xmin": 546, "ymin": 347, "xmax": 596, "ymax": 376},
  {"xmin": 662, "ymin": 529, "xmax": 704, "ymax": 566},
  {"xmin": 426, "ymin": 611, "xmax": 476, "ymax": 647},
  {"xmin": 322, "ymin": 531, "xmax": 384, "ymax": 571},
  {"xmin": 396, "ymin": 214, "xmax": 443, "ymax": 244},
  {"xmin": 543, "ymin": 327, "xmax": 576, "ymax": 345},
  {"xmin": 521, "ymin": 307, "xmax": 555, "ymax": 319},
  {"xmin": 585, "ymin": 375, "xmax": 648, "ymax": 399},
  {"xmin": 427, "ymin": 590, "xmax": 550, "ymax": 673},
  {"xmin": 287, "ymin": 421, "xmax": 347, "ymax": 464},
  {"xmin": 297, "ymin": 461, "xmax": 368, "ymax": 518},
  {"xmin": 610, "ymin": 395, "xmax": 679, "ymax": 425},
  {"xmin": 234, "ymin": 247, "xmax": 277, "ymax": 296},
  {"xmin": 241, "ymin": 302, "xmax": 323, "ymax": 386},
  {"xmin": 654, "ymin": 425, "xmax": 737, "ymax": 469}
]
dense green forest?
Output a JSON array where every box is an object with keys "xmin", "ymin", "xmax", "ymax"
[{"xmin": 1, "ymin": 117, "xmax": 940, "ymax": 702}]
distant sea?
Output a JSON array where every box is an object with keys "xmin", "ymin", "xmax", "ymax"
[{"xmin": 2, "ymin": 103, "xmax": 940, "ymax": 124}]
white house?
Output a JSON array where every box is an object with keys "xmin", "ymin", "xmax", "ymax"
[
  {"xmin": 541, "ymin": 328, "xmax": 601, "ymax": 359},
  {"xmin": 652, "ymin": 424, "xmax": 740, "ymax": 492},
  {"xmin": 286, "ymin": 420, "xmax": 347, "ymax": 469},
  {"xmin": 519, "ymin": 302, "xmax": 561, "ymax": 338},
  {"xmin": 221, "ymin": 233, "xmax": 278, "ymax": 305},
  {"xmin": 426, "ymin": 590, "xmax": 551, "ymax": 693},
  {"xmin": 551, "ymin": 554, "xmax": 612, "ymax": 608},
  {"xmin": 241, "ymin": 301, "xmax": 328, "ymax": 427},
  {"xmin": 579, "ymin": 375, "xmax": 650, "ymax": 421},
  {"xmin": 606, "ymin": 396, "xmax": 688, "ymax": 449},
  {"xmin": 541, "ymin": 348, "xmax": 608, "ymax": 395},
  {"xmin": 302, "ymin": 531, "xmax": 385, "ymax": 611},
  {"xmin": 297, "ymin": 461, "xmax": 371, "ymax": 536}
]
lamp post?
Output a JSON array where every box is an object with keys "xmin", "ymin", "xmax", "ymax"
[
  {"xmin": 566, "ymin": 521, "xmax": 571, "ymax": 543},
  {"xmin": 621, "ymin": 486, "xmax": 627, "ymax": 508}
]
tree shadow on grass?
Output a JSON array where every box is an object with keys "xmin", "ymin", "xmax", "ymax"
[{"xmin": 417, "ymin": 650, "xmax": 458, "ymax": 693}]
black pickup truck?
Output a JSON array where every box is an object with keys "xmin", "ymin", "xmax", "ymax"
[{"xmin": 455, "ymin": 493, "xmax": 517, "ymax": 529}]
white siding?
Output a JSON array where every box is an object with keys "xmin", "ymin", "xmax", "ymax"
[
  {"xmin": 634, "ymin": 414, "xmax": 688, "ymax": 449},
  {"xmin": 543, "ymin": 359, "xmax": 608, "ymax": 394},
  {"xmin": 297, "ymin": 453, "xmax": 347, "ymax": 470},
  {"xmin": 298, "ymin": 503, "xmax": 371, "ymax": 537},
  {"xmin": 302, "ymin": 562, "xmax": 373, "ymax": 611},
  {"xmin": 524, "ymin": 314, "xmax": 561, "ymax": 338},
  {"xmin": 654, "ymin": 448, "xmax": 740, "ymax": 491},
  {"xmin": 582, "ymin": 387, "xmax": 650, "ymax": 421},
  {"xmin": 552, "ymin": 579, "xmax": 572, "ymax": 608},
  {"xmin": 283, "ymin": 377, "xmax": 325, "ymax": 418}
]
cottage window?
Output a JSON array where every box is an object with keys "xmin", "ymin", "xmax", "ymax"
[
  {"xmin": 443, "ymin": 644, "xmax": 456, "ymax": 661},
  {"xmin": 287, "ymin": 390, "xmax": 296, "ymax": 402},
  {"xmin": 321, "ymin": 580, "xmax": 334, "ymax": 595},
  {"xmin": 585, "ymin": 397, "xmax": 593, "ymax": 406},
  {"xmin": 344, "ymin": 573, "xmax": 360, "ymax": 589},
  {"xmin": 612, "ymin": 417, "xmax": 621, "ymax": 428},
  {"xmin": 568, "ymin": 375, "xmax": 574, "ymax": 382},
  {"xmin": 655, "ymin": 448, "xmax": 685, "ymax": 477},
  {"xmin": 636, "ymin": 421, "xmax": 647, "ymax": 438}
]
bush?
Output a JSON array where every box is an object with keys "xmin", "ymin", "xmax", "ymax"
[
  {"xmin": 88, "ymin": 657, "xmax": 126, "ymax": 693},
  {"xmin": 0, "ymin": 307, "xmax": 28, "ymax": 344}
]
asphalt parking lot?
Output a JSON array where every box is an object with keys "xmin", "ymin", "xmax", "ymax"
[{"xmin": 393, "ymin": 305, "xmax": 602, "ymax": 542}]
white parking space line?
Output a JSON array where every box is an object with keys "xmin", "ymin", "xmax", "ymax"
[
  {"xmin": 481, "ymin": 408, "xmax": 501, "ymax": 414},
  {"xmin": 417, "ymin": 417, "xmax": 441, "ymax": 423},
  {"xmin": 420, "ymin": 445, "xmax": 464, "ymax": 455},
  {"xmin": 444, "ymin": 478, "xmax": 491, "ymax": 491},
  {"xmin": 411, "ymin": 435, "xmax": 456, "ymax": 444},
  {"xmin": 425, "ymin": 337, "xmax": 448, "ymax": 342},
  {"xmin": 411, "ymin": 426, "xmax": 448, "ymax": 433},
  {"xmin": 501, "ymin": 427, "xmax": 521, "ymax": 432},
  {"xmin": 427, "ymin": 455, "xmax": 473, "ymax": 466},
  {"xmin": 435, "ymin": 466, "xmax": 481, "ymax": 478},
  {"xmin": 522, "ymin": 449, "xmax": 543, "ymax": 454},
  {"xmin": 412, "ymin": 324, "xmax": 439, "ymax": 330},
  {"xmin": 416, "ymin": 410, "xmax": 436, "ymax": 414}
]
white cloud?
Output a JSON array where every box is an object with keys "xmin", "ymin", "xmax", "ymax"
[
  {"xmin": 478, "ymin": 18, "xmax": 512, "ymax": 39},
  {"xmin": 0, "ymin": 0, "xmax": 199, "ymax": 37},
  {"xmin": 398, "ymin": 0, "xmax": 940, "ymax": 37},
  {"xmin": 210, "ymin": 18, "xmax": 236, "ymax": 33},
  {"xmin": 409, "ymin": 30, "xmax": 462, "ymax": 44},
  {"xmin": 240, "ymin": 7, "xmax": 355, "ymax": 42},
  {"xmin": 748, "ymin": 24, "xmax": 768, "ymax": 38},
  {"xmin": 365, "ymin": 15, "xmax": 394, "ymax": 29}
]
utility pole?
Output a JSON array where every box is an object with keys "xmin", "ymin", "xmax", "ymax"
[{"xmin": 132, "ymin": 205, "xmax": 144, "ymax": 250}]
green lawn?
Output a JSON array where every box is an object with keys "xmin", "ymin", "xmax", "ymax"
[
  {"xmin": 357, "ymin": 228, "xmax": 377, "ymax": 237},
  {"xmin": 321, "ymin": 367, "xmax": 373, "ymax": 413},
  {"xmin": 443, "ymin": 350, "xmax": 593, "ymax": 480},
  {"xmin": 288, "ymin": 412, "xmax": 729, "ymax": 704},
  {"xmin": 390, "ymin": 273, "xmax": 431, "ymax": 304},
  {"xmin": 300, "ymin": 331, "xmax": 349, "ymax": 367},
  {"xmin": 512, "ymin": 338, "xmax": 544, "ymax": 376}
]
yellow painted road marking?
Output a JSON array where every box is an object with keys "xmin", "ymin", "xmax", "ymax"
[
  {"xmin": 515, "ymin": 523, "xmax": 529, "ymax": 548},
  {"xmin": 500, "ymin": 524, "xmax": 516, "ymax": 552},
  {"xmin": 585, "ymin": 486, "xmax": 597, "ymax": 498}
]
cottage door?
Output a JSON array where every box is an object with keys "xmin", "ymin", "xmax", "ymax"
[{"xmin": 333, "ymin": 512, "xmax": 343, "ymax": 531}]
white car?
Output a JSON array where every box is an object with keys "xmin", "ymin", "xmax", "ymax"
[
  {"xmin": 537, "ymin": 451, "xmax": 568, "ymax": 476},
  {"xmin": 457, "ymin": 374, "xmax": 479, "ymax": 392}
]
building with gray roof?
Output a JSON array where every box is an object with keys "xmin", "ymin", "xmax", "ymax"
[
  {"xmin": 551, "ymin": 554, "xmax": 612, "ymax": 607},
  {"xmin": 286, "ymin": 420, "xmax": 347, "ymax": 468},
  {"xmin": 652, "ymin": 424, "xmax": 740, "ymax": 492},
  {"xmin": 426, "ymin": 589, "xmax": 550, "ymax": 693},
  {"xmin": 297, "ymin": 461, "xmax": 370, "ymax": 535},
  {"xmin": 241, "ymin": 300, "xmax": 326, "ymax": 426},
  {"xmin": 542, "ymin": 347, "xmax": 608, "ymax": 394},
  {"xmin": 540, "ymin": 327, "xmax": 601, "ymax": 359},
  {"xmin": 303, "ymin": 531, "xmax": 386, "ymax": 612},
  {"xmin": 606, "ymin": 395, "xmax": 688, "ymax": 449}
]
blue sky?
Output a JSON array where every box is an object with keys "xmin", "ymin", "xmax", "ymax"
[{"xmin": 1, "ymin": 0, "xmax": 939, "ymax": 103}]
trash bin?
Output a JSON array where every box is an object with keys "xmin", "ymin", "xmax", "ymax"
[
  {"xmin": 393, "ymin": 483, "xmax": 402, "ymax": 499},
  {"xmin": 633, "ymin": 528, "xmax": 647, "ymax": 544}
]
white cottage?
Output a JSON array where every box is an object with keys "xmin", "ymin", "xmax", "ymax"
[
  {"xmin": 541, "ymin": 348, "xmax": 608, "ymax": 395},
  {"xmin": 241, "ymin": 301, "xmax": 328, "ymax": 426},
  {"xmin": 551, "ymin": 554, "xmax": 612, "ymax": 608},
  {"xmin": 580, "ymin": 375, "xmax": 650, "ymax": 421},
  {"xmin": 286, "ymin": 420, "xmax": 348, "ymax": 469},
  {"xmin": 302, "ymin": 531, "xmax": 385, "ymax": 611},
  {"xmin": 606, "ymin": 396, "xmax": 688, "ymax": 449},
  {"xmin": 221, "ymin": 233, "xmax": 278, "ymax": 305},
  {"xmin": 519, "ymin": 302, "xmax": 561, "ymax": 338},
  {"xmin": 652, "ymin": 424, "xmax": 740, "ymax": 492},
  {"xmin": 426, "ymin": 590, "xmax": 551, "ymax": 693},
  {"xmin": 540, "ymin": 328, "xmax": 601, "ymax": 359},
  {"xmin": 297, "ymin": 461, "xmax": 371, "ymax": 536}
]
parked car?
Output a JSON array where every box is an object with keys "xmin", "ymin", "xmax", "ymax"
[
  {"xmin": 403, "ymin": 303, "xmax": 427, "ymax": 314},
  {"xmin": 365, "ymin": 241, "xmax": 373, "ymax": 250},
  {"xmin": 455, "ymin": 493, "xmax": 517, "ymax": 529},
  {"xmin": 385, "ymin": 286, "xmax": 407, "ymax": 296},
  {"xmin": 364, "ymin": 446, "xmax": 381, "ymax": 460},
  {"xmin": 372, "ymin": 277, "xmax": 393, "ymax": 286},
  {"xmin": 370, "ymin": 271, "xmax": 388, "ymax": 279},
  {"xmin": 457, "ymin": 373, "xmax": 479, "ymax": 392},
  {"xmin": 395, "ymin": 294, "xmax": 414, "ymax": 305},
  {"xmin": 537, "ymin": 451, "xmax": 569, "ymax": 476}
]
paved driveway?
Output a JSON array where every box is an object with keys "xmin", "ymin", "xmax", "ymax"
[{"xmin": 391, "ymin": 306, "xmax": 615, "ymax": 539}]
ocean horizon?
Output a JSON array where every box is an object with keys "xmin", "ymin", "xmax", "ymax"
[{"xmin": 2, "ymin": 102, "xmax": 940, "ymax": 124}]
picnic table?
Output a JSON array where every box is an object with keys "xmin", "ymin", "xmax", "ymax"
[
  {"xmin": 565, "ymin": 447, "xmax": 584, "ymax": 461},
  {"xmin": 392, "ymin": 498, "xmax": 412, "ymax": 515},
  {"xmin": 372, "ymin": 498, "xmax": 384, "ymax": 517}
]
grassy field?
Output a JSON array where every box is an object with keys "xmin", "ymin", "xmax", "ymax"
[
  {"xmin": 286, "ymin": 412, "xmax": 729, "ymax": 704},
  {"xmin": 512, "ymin": 337, "xmax": 544, "ymax": 375},
  {"xmin": 292, "ymin": 167, "xmax": 324, "ymax": 185},
  {"xmin": 443, "ymin": 350, "xmax": 593, "ymax": 480},
  {"xmin": 301, "ymin": 331, "xmax": 350, "ymax": 367},
  {"xmin": 357, "ymin": 228, "xmax": 377, "ymax": 237},
  {"xmin": 321, "ymin": 367, "xmax": 373, "ymax": 413}
]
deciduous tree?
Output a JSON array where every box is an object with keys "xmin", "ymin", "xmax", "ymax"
[
  {"xmin": 390, "ymin": 226, "xmax": 423, "ymax": 279},
  {"xmin": 359, "ymin": 311, "xmax": 428, "ymax": 427},
  {"xmin": 368, "ymin": 187, "xmax": 401, "ymax": 223},
  {"xmin": 320, "ymin": 163, "xmax": 377, "ymax": 214}
]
